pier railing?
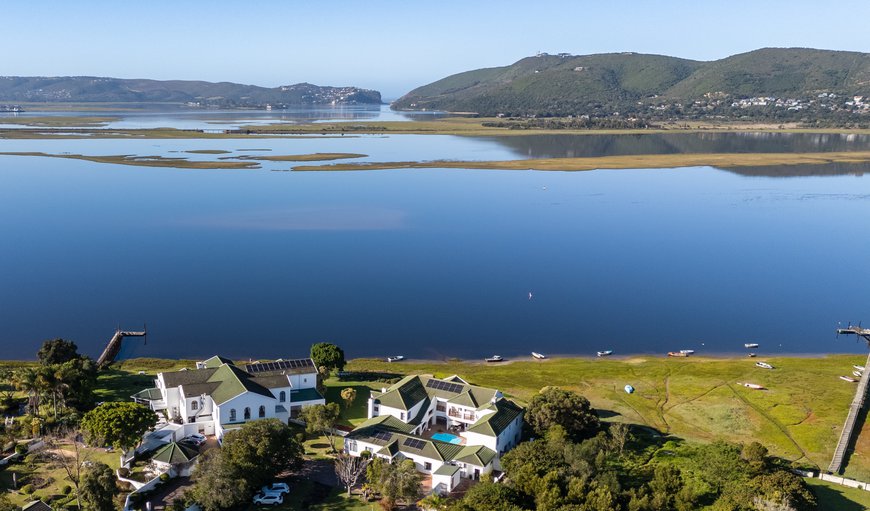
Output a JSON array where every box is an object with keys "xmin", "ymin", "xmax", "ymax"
[{"xmin": 828, "ymin": 352, "xmax": 870, "ymax": 474}]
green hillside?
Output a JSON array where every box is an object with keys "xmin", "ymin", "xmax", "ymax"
[{"xmin": 393, "ymin": 48, "xmax": 870, "ymax": 120}]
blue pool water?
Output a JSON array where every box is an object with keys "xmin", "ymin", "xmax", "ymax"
[{"xmin": 431, "ymin": 433, "xmax": 463, "ymax": 444}]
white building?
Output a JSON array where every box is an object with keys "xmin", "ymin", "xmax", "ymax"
[
  {"xmin": 133, "ymin": 355, "xmax": 324, "ymax": 441},
  {"xmin": 345, "ymin": 374, "xmax": 523, "ymax": 493}
]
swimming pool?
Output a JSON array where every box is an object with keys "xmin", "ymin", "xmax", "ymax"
[{"xmin": 431, "ymin": 433, "xmax": 462, "ymax": 444}]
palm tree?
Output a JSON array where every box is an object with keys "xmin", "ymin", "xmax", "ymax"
[{"xmin": 12, "ymin": 368, "xmax": 42, "ymax": 416}]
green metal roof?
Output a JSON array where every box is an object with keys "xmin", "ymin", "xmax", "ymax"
[
  {"xmin": 202, "ymin": 355, "xmax": 235, "ymax": 368},
  {"xmin": 208, "ymin": 364, "xmax": 274, "ymax": 405},
  {"xmin": 377, "ymin": 440, "xmax": 401, "ymax": 457},
  {"xmin": 433, "ymin": 464, "xmax": 461, "ymax": 476},
  {"xmin": 151, "ymin": 442, "xmax": 199, "ymax": 464},
  {"xmin": 374, "ymin": 375, "xmax": 499, "ymax": 412},
  {"xmin": 290, "ymin": 388, "xmax": 324, "ymax": 403},
  {"xmin": 466, "ymin": 399, "xmax": 524, "ymax": 437},
  {"xmin": 373, "ymin": 375, "xmax": 430, "ymax": 411},
  {"xmin": 347, "ymin": 417, "xmax": 465, "ymax": 462},
  {"xmin": 131, "ymin": 388, "xmax": 162, "ymax": 401},
  {"xmin": 354, "ymin": 414, "xmax": 415, "ymax": 435},
  {"xmin": 454, "ymin": 445, "xmax": 497, "ymax": 467},
  {"xmin": 447, "ymin": 391, "xmax": 479, "ymax": 408}
]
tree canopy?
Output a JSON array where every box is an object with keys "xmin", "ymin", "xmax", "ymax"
[
  {"xmin": 299, "ymin": 402, "xmax": 341, "ymax": 452},
  {"xmin": 526, "ymin": 386, "xmax": 600, "ymax": 440},
  {"xmin": 37, "ymin": 338, "xmax": 81, "ymax": 366},
  {"xmin": 80, "ymin": 402, "xmax": 157, "ymax": 450},
  {"xmin": 310, "ymin": 342, "xmax": 346, "ymax": 373},
  {"xmin": 79, "ymin": 462, "xmax": 117, "ymax": 511}
]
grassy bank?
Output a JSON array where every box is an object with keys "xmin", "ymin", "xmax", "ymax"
[
  {"xmin": 0, "ymin": 116, "xmax": 119, "ymax": 128},
  {"xmin": 341, "ymin": 355, "xmax": 870, "ymax": 479},
  {"xmin": 291, "ymin": 150, "xmax": 870, "ymax": 172}
]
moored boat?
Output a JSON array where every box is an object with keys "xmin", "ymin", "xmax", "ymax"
[
  {"xmin": 841, "ymin": 376, "xmax": 858, "ymax": 383},
  {"xmin": 738, "ymin": 382, "xmax": 765, "ymax": 390},
  {"xmin": 748, "ymin": 353, "xmax": 757, "ymax": 358},
  {"xmin": 853, "ymin": 370, "xmax": 863, "ymax": 378},
  {"xmin": 679, "ymin": 349, "xmax": 695, "ymax": 355},
  {"xmin": 386, "ymin": 355, "xmax": 405, "ymax": 363},
  {"xmin": 854, "ymin": 365, "xmax": 866, "ymax": 371},
  {"xmin": 744, "ymin": 343, "xmax": 759, "ymax": 349},
  {"xmin": 485, "ymin": 355, "xmax": 504, "ymax": 363},
  {"xmin": 667, "ymin": 351, "xmax": 688, "ymax": 357},
  {"xmin": 597, "ymin": 350, "xmax": 613, "ymax": 357},
  {"xmin": 755, "ymin": 362, "xmax": 773, "ymax": 369},
  {"xmin": 531, "ymin": 352, "xmax": 547, "ymax": 360}
]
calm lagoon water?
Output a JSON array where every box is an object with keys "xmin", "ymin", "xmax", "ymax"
[{"xmin": 1, "ymin": 116, "xmax": 870, "ymax": 361}]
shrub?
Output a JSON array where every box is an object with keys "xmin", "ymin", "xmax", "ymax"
[
  {"xmin": 159, "ymin": 473, "xmax": 170, "ymax": 482},
  {"xmin": 62, "ymin": 484, "xmax": 73, "ymax": 495},
  {"xmin": 117, "ymin": 467, "xmax": 130, "ymax": 478},
  {"xmin": 20, "ymin": 484, "xmax": 34, "ymax": 494},
  {"xmin": 15, "ymin": 443, "xmax": 27, "ymax": 455}
]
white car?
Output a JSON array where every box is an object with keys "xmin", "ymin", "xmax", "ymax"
[
  {"xmin": 182, "ymin": 433, "xmax": 206, "ymax": 446},
  {"xmin": 260, "ymin": 483, "xmax": 290, "ymax": 495},
  {"xmin": 253, "ymin": 492, "xmax": 283, "ymax": 505}
]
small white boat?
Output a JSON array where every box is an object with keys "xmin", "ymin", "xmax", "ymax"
[
  {"xmin": 748, "ymin": 353, "xmax": 757, "ymax": 358},
  {"xmin": 386, "ymin": 356, "xmax": 405, "ymax": 363},
  {"xmin": 738, "ymin": 382, "xmax": 765, "ymax": 390},
  {"xmin": 744, "ymin": 343, "xmax": 759, "ymax": 349},
  {"xmin": 841, "ymin": 376, "xmax": 858, "ymax": 383},
  {"xmin": 597, "ymin": 350, "xmax": 613, "ymax": 357},
  {"xmin": 755, "ymin": 362, "xmax": 773, "ymax": 369},
  {"xmin": 531, "ymin": 352, "xmax": 547, "ymax": 360},
  {"xmin": 485, "ymin": 355, "xmax": 504, "ymax": 363},
  {"xmin": 854, "ymin": 365, "xmax": 865, "ymax": 371},
  {"xmin": 679, "ymin": 349, "xmax": 695, "ymax": 355},
  {"xmin": 853, "ymin": 371, "xmax": 863, "ymax": 378},
  {"xmin": 624, "ymin": 384, "xmax": 635, "ymax": 394}
]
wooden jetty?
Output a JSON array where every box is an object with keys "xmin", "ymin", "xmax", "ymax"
[
  {"xmin": 828, "ymin": 324, "xmax": 870, "ymax": 474},
  {"xmin": 96, "ymin": 326, "xmax": 147, "ymax": 367}
]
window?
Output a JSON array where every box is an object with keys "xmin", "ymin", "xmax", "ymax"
[
  {"xmin": 424, "ymin": 462, "xmax": 432, "ymax": 471},
  {"xmin": 244, "ymin": 407, "xmax": 251, "ymax": 420},
  {"xmin": 258, "ymin": 405, "xmax": 266, "ymax": 418},
  {"xmin": 436, "ymin": 401, "xmax": 446, "ymax": 412},
  {"xmin": 190, "ymin": 401, "xmax": 198, "ymax": 410},
  {"xmin": 229, "ymin": 409, "xmax": 236, "ymax": 422},
  {"xmin": 400, "ymin": 412, "xmax": 405, "ymax": 420},
  {"xmin": 346, "ymin": 439, "xmax": 357, "ymax": 452},
  {"xmin": 279, "ymin": 391, "xmax": 286, "ymax": 403}
]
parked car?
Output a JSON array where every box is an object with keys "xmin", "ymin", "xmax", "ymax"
[
  {"xmin": 182, "ymin": 433, "xmax": 206, "ymax": 446},
  {"xmin": 260, "ymin": 483, "xmax": 290, "ymax": 495},
  {"xmin": 252, "ymin": 492, "xmax": 283, "ymax": 505}
]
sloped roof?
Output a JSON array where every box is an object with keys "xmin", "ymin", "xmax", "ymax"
[
  {"xmin": 433, "ymin": 464, "xmax": 460, "ymax": 476},
  {"xmin": 447, "ymin": 390, "xmax": 479, "ymax": 408},
  {"xmin": 348, "ymin": 417, "xmax": 465, "ymax": 462},
  {"xmin": 453, "ymin": 445, "xmax": 497, "ymax": 467},
  {"xmin": 466, "ymin": 399, "xmax": 524, "ymax": 437},
  {"xmin": 208, "ymin": 364, "xmax": 275, "ymax": 405},
  {"xmin": 132, "ymin": 388, "xmax": 162, "ymax": 401},
  {"xmin": 353, "ymin": 414, "xmax": 416, "ymax": 435},
  {"xmin": 152, "ymin": 442, "xmax": 199, "ymax": 464},
  {"xmin": 373, "ymin": 375, "xmax": 499, "ymax": 411},
  {"xmin": 377, "ymin": 440, "xmax": 401, "ymax": 457},
  {"xmin": 252, "ymin": 374, "xmax": 291, "ymax": 389},
  {"xmin": 161, "ymin": 367, "xmax": 217, "ymax": 388},
  {"xmin": 372, "ymin": 375, "xmax": 431, "ymax": 411},
  {"xmin": 180, "ymin": 382, "xmax": 221, "ymax": 397},
  {"xmin": 22, "ymin": 501, "xmax": 52, "ymax": 511},
  {"xmin": 202, "ymin": 355, "xmax": 235, "ymax": 368}
]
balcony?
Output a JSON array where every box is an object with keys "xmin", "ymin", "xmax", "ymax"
[{"xmin": 447, "ymin": 410, "xmax": 476, "ymax": 422}]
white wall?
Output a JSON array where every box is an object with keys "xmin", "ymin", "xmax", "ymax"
[{"xmin": 216, "ymin": 392, "xmax": 277, "ymax": 426}]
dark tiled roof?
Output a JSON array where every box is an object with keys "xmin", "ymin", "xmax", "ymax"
[
  {"xmin": 161, "ymin": 367, "xmax": 217, "ymax": 388},
  {"xmin": 180, "ymin": 382, "xmax": 221, "ymax": 397},
  {"xmin": 22, "ymin": 501, "xmax": 52, "ymax": 511},
  {"xmin": 251, "ymin": 374, "xmax": 291, "ymax": 389},
  {"xmin": 467, "ymin": 399, "xmax": 524, "ymax": 437},
  {"xmin": 152, "ymin": 442, "xmax": 199, "ymax": 464}
]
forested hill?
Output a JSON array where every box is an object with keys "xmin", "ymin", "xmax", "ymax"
[
  {"xmin": 0, "ymin": 77, "xmax": 382, "ymax": 108},
  {"xmin": 392, "ymin": 48, "xmax": 870, "ymax": 122}
]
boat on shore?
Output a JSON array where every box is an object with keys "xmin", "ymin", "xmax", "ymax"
[
  {"xmin": 679, "ymin": 349, "xmax": 695, "ymax": 355},
  {"xmin": 597, "ymin": 350, "xmax": 613, "ymax": 357},
  {"xmin": 841, "ymin": 376, "xmax": 858, "ymax": 383},
  {"xmin": 737, "ymin": 382, "xmax": 765, "ymax": 390},
  {"xmin": 748, "ymin": 353, "xmax": 757, "ymax": 358},
  {"xmin": 853, "ymin": 370, "xmax": 863, "ymax": 378},
  {"xmin": 531, "ymin": 352, "xmax": 547, "ymax": 360},
  {"xmin": 386, "ymin": 355, "xmax": 405, "ymax": 363},
  {"xmin": 624, "ymin": 384, "xmax": 635, "ymax": 394},
  {"xmin": 854, "ymin": 365, "xmax": 865, "ymax": 371},
  {"xmin": 667, "ymin": 351, "xmax": 688, "ymax": 357},
  {"xmin": 744, "ymin": 343, "xmax": 759, "ymax": 349},
  {"xmin": 755, "ymin": 362, "xmax": 773, "ymax": 369},
  {"xmin": 485, "ymin": 355, "xmax": 504, "ymax": 363}
]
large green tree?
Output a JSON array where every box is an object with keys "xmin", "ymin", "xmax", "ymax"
[
  {"xmin": 80, "ymin": 402, "xmax": 157, "ymax": 451},
  {"xmin": 526, "ymin": 386, "xmax": 599, "ymax": 440},
  {"xmin": 310, "ymin": 342, "xmax": 346, "ymax": 373},
  {"xmin": 78, "ymin": 462, "xmax": 117, "ymax": 511},
  {"xmin": 299, "ymin": 402, "xmax": 341, "ymax": 452},
  {"xmin": 191, "ymin": 450, "xmax": 250, "ymax": 511},
  {"xmin": 451, "ymin": 481, "xmax": 526, "ymax": 511},
  {"xmin": 367, "ymin": 458, "xmax": 420, "ymax": 509},
  {"xmin": 220, "ymin": 418, "xmax": 303, "ymax": 489},
  {"xmin": 37, "ymin": 338, "xmax": 80, "ymax": 366}
]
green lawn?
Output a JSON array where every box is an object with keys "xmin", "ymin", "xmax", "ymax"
[
  {"xmin": 243, "ymin": 479, "xmax": 371, "ymax": 511},
  {"xmin": 323, "ymin": 379, "xmax": 384, "ymax": 428},
  {"xmin": 806, "ymin": 478, "xmax": 870, "ymax": 510}
]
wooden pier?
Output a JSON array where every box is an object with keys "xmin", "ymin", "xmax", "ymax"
[
  {"xmin": 828, "ymin": 324, "xmax": 870, "ymax": 474},
  {"xmin": 96, "ymin": 326, "xmax": 147, "ymax": 367}
]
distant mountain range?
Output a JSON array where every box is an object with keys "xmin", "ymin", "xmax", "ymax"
[
  {"xmin": 392, "ymin": 48, "xmax": 870, "ymax": 122},
  {"xmin": 0, "ymin": 77, "xmax": 382, "ymax": 108}
]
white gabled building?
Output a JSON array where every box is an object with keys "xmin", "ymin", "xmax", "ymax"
[
  {"xmin": 133, "ymin": 355, "xmax": 324, "ymax": 441},
  {"xmin": 345, "ymin": 374, "xmax": 523, "ymax": 492}
]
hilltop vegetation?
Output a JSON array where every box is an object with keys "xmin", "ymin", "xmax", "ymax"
[
  {"xmin": 393, "ymin": 48, "xmax": 870, "ymax": 124},
  {"xmin": 0, "ymin": 77, "xmax": 382, "ymax": 108}
]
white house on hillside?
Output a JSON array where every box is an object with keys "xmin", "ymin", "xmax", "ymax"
[
  {"xmin": 133, "ymin": 355, "xmax": 324, "ymax": 440},
  {"xmin": 344, "ymin": 374, "xmax": 523, "ymax": 493}
]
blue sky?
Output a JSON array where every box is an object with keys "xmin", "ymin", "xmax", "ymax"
[{"xmin": 3, "ymin": 0, "xmax": 870, "ymax": 99}]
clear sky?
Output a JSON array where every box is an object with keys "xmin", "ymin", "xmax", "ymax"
[{"xmin": 4, "ymin": 0, "xmax": 870, "ymax": 99}]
